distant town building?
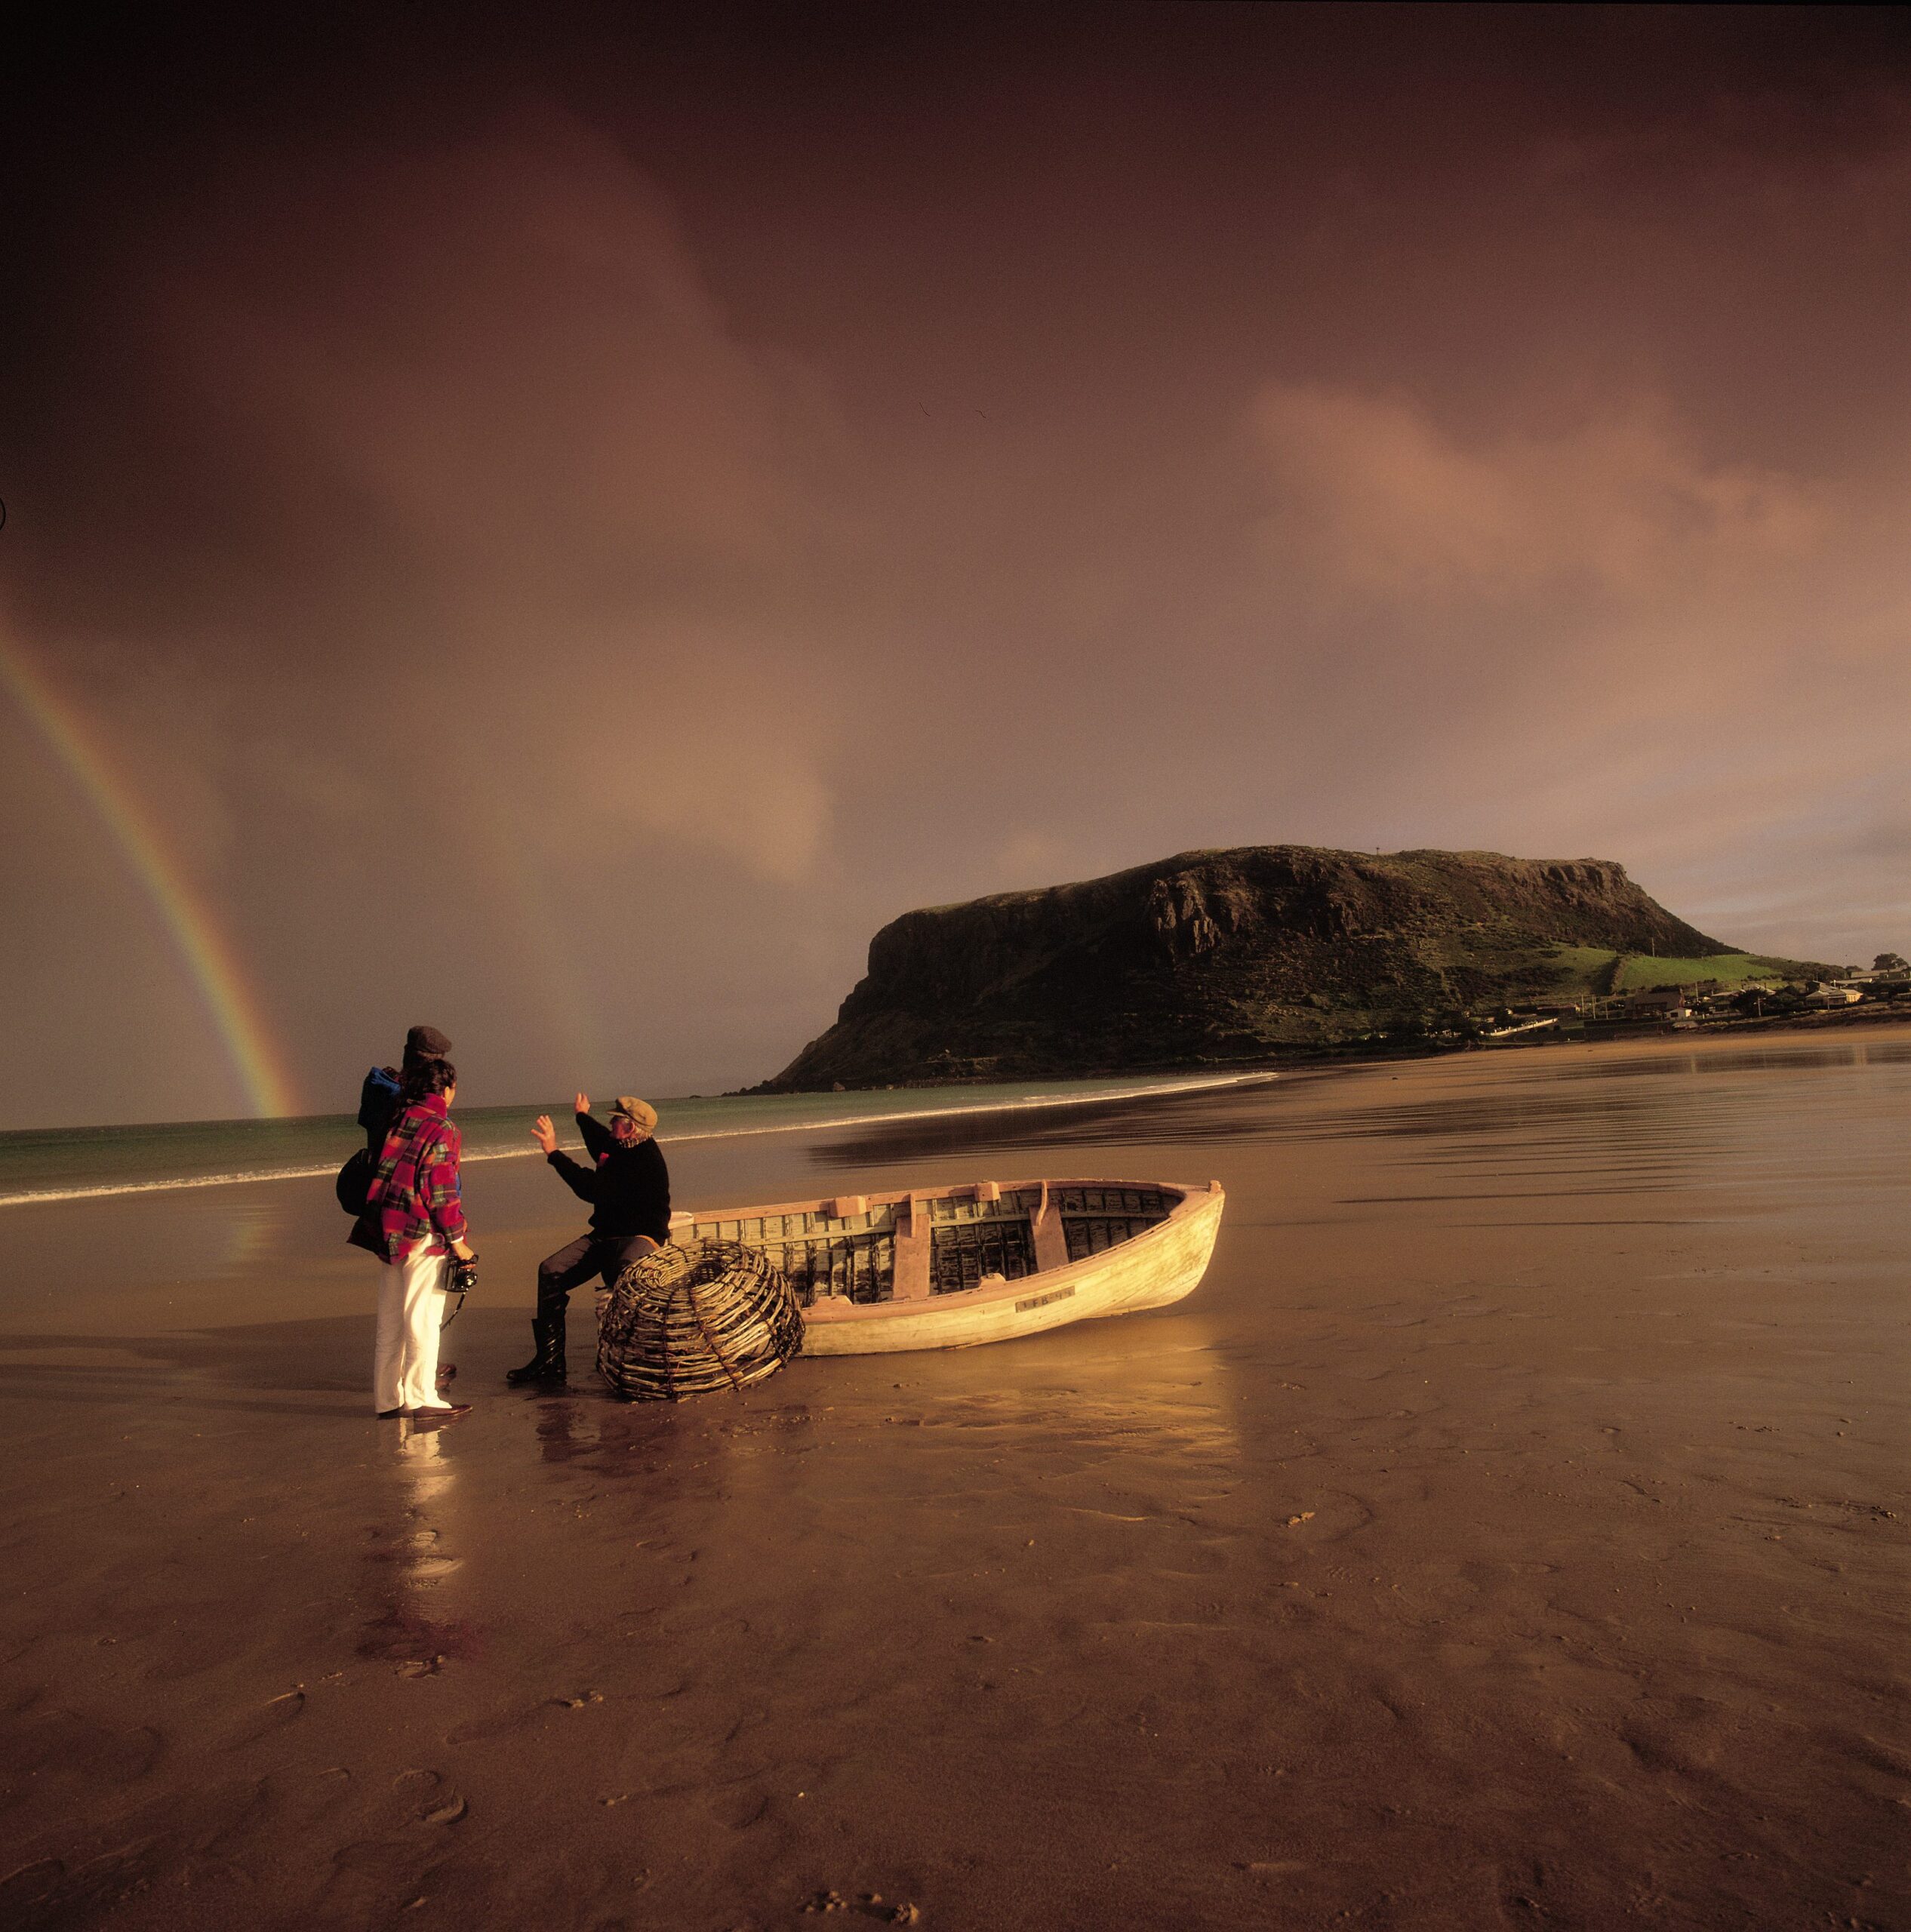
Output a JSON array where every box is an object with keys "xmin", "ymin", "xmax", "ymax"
[{"xmin": 1624, "ymin": 988, "xmax": 1693, "ymax": 1019}]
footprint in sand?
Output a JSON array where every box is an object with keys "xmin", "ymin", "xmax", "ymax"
[
  {"xmin": 222, "ymin": 1687, "xmax": 305, "ymax": 1748},
  {"xmin": 445, "ymin": 1703, "xmax": 543, "ymax": 1746},
  {"xmin": 385, "ymin": 1770, "xmax": 467, "ymax": 1826},
  {"xmin": 713, "ymin": 1791, "xmax": 769, "ymax": 1831}
]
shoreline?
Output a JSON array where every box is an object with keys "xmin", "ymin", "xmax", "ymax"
[
  {"xmin": 0, "ymin": 1071, "xmax": 1277, "ymax": 1211},
  {"xmin": 11, "ymin": 998, "xmax": 1903, "ymax": 1211}
]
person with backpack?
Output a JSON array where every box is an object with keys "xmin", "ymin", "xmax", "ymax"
[
  {"xmin": 338, "ymin": 1024, "xmax": 462, "ymax": 1404},
  {"xmin": 508, "ymin": 1094, "xmax": 671, "ymax": 1386},
  {"xmin": 362, "ymin": 1057, "xmax": 477, "ymax": 1423}
]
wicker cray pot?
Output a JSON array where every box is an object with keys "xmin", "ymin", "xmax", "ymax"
[{"xmin": 596, "ymin": 1239, "xmax": 804, "ymax": 1402}]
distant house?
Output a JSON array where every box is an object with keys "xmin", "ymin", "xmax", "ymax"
[
  {"xmin": 1625, "ymin": 988, "xmax": 1692, "ymax": 1019},
  {"xmin": 1805, "ymin": 986, "xmax": 1862, "ymax": 1008}
]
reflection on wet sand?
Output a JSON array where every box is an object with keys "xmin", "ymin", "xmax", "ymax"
[
  {"xmin": 802, "ymin": 1034, "xmax": 1904, "ymax": 1238},
  {"xmin": 1543, "ymin": 1037, "xmax": 1910, "ymax": 1080},
  {"xmin": 357, "ymin": 1419, "xmax": 481, "ymax": 1675},
  {"xmin": 491, "ymin": 1309, "xmax": 1253, "ymax": 1672}
]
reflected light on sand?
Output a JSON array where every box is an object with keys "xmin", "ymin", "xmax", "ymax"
[
  {"xmin": 217, "ymin": 1198, "xmax": 278, "ymax": 1275},
  {"xmin": 356, "ymin": 1420, "xmax": 481, "ymax": 1672}
]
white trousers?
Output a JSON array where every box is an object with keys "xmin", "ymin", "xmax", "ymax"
[{"xmin": 374, "ymin": 1245, "xmax": 449, "ymax": 1414}]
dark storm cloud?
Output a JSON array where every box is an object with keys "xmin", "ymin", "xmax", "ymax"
[{"xmin": 2, "ymin": 5, "xmax": 1907, "ymax": 1124}]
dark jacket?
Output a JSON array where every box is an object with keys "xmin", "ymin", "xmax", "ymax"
[{"xmin": 548, "ymin": 1112, "xmax": 672, "ymax": 1242}]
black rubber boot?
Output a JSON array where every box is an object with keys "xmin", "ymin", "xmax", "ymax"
[{"xmin": 506, "ymin": 1314, "xmax": 567, "ymax": 1386}]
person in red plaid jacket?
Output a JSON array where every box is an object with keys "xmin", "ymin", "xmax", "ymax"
[{"xmin": 362, "ymin": 1058, "xmax": 476, "ymax": 1422}]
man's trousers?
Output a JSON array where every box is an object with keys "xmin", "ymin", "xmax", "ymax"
[{"xmin": 536, "ymin": 1233, "xmax": 660, "ymax": 1320}]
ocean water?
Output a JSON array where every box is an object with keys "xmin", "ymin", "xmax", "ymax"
[{"xmin": 0, "ymin": 1072, "xmax": 1269, "ymax": 1208}]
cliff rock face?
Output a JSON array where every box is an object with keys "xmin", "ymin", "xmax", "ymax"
[{"xmin": 769, "ymin": 845, "xmax": 1737, "ymax": 1088}]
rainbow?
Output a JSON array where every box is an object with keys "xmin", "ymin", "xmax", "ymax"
[{"xmin": 0, "ymin": 630, "xmax": 299, "ymax": 1118}]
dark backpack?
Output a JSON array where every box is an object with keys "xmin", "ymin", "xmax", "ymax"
[
  {"xmin": 335, "ymin": 1146, "xmax": 375, "ymax": 1215},
  {"xmin": 338, "ymin": 1065, "xmax": 403, "ymax": 1216}
]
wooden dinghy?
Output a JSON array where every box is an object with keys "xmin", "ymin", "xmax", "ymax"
[{"xmin": 660, "ymin": 1178, "xmax": 1225, "ymax": 1355}]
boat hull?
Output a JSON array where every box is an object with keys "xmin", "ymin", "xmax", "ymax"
[{"xmin": 669, "ymin": 1178, "xmax": 1226, "ymax": 1356}]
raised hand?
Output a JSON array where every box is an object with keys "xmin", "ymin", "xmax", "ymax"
[
  {"xmin": 532, "ymin": 1114, "xmax": 559, "ymax": 1155},
  {"xmin": 574, "ymin": 1092, "xmax": 590, "ymax": 1116}
]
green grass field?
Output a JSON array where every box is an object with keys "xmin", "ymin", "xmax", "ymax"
[
  {"xmin": 1611, "ymin": 952, "xmax": 1806, "ymax": 992},
  {"xmin": 1546, "ymin": 946, "xmax": 1620, "ymax": 991},
  {"xmin": 1538, "ymin": 947, "xmax": 1827, "ymax": 996}
]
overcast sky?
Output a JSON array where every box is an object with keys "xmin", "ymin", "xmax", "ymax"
[{"xmin": 2, "ymin": 4, "xmax": 1906, "ymax": 1128}]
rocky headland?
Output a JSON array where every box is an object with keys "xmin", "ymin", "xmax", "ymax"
[{"xmin": 766, "ymin": 844, "xmax": 1834, "ymax": 1089}]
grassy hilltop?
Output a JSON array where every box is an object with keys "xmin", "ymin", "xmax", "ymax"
[
  {"xmin": 1549, "ymin": 946, "xmax": 1823, "ymax": 995},
  {"xmin": 768, "ymin": 846, "xmax": 1838, "ymax": 1088}
]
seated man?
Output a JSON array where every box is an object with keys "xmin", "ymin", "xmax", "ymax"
[{"xmin": 509, "ymin": 1093, "xmax": 672, "ymax": 1386}]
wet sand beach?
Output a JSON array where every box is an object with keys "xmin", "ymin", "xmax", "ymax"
[{"xmin": 2, "ymin": 1032, "xmax": 1906, "ymax": 1930}]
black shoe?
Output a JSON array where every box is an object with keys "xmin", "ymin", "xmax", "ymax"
[
  {"xmin": 376, "ymin": 1407, "xmax": 405, "ymax": 1420},
  {"xmin": 506, "ymin": 1315, "xmax": 567, "ymax": 1385},
  {"xmin": 506, "ymin": 1357, "xmax": 568, "ymax": 1386}
]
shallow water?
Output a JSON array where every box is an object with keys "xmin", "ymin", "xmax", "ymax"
[
  {"xmin": 0, "ymin": 1029, "xmax": 1906, "ymax": 1931},
  {"xmin": 5, "ymin": 1035, "xmax": 1903, "ymax": 1330},
  {"xmin": 0, "ymin": 1072, "xmax": 1261, "ymax": 1205}
]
